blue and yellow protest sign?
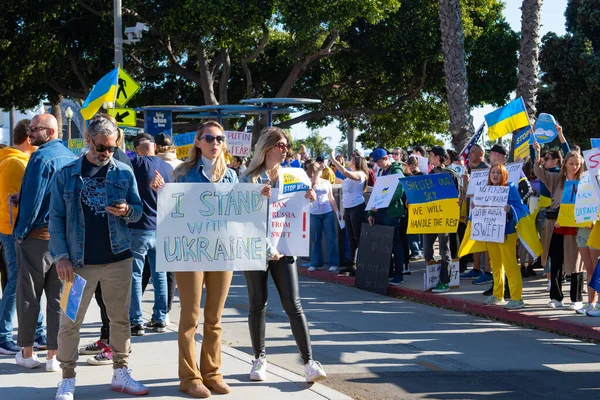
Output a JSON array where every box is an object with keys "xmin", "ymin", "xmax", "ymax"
[
  {"xmin": 279, "ymin": 168, "xmax": 311, "ymax": 198},
  {"xmin": 557, "ymin": 180, "xmax": 592, "ymax": 228},
  {"xmin": 514, "ymin": 126, "xmax": 531, "ymax": 160},
  {"xmin": 531, "ymin": 113, "xmax": 558, "ymax": 144},
  {"xmin": 400, "ymin": 174, "xmax": 459, "ymax": 234}
]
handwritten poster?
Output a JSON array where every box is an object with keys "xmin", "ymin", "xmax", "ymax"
[
  {"xmin": 575, "ymin": 172, "xmax": 600, "ymax": 224},
  {"xmin": 506, "ymin": 162, "xmax": 524, "ymax": 184},
  {"xmin": 156, "ymin": 182, "xmax": 268, "ymax": 272},
  {"xmin": 423, "ymin": 261, "xmax": 460, "ymax": 291},
  {"xmin": 173, "ymin": 131, "xmax": 196, "ymax": 160},
  {"xmin": 279, "ymin": 168, "xmax": 311, "ymax": 198},
  {"xmin": 557, "ymin": 180, "xmax": 591, "ymax": 228},
  {"xmin": 583, "ymin": 148, "xmax": 600, "ymax": 200},
  {"xmin": 472, "ymin": 185, "xmax": 510, "ymax": 207},
  {"xmin": 225, "ymin": 131, "xmax": 252, "ymax": 157},
  {"xmin": 365, "ymin": 173, "xmax": 402, "ymax": 210},
  {"xmin": 514, "ymin": 126, "xmax": 531, "ymax": 160},
  {"xmin": 470, "ymin": 206, "xmax": 507, "ymax": 243},
  {"xmin": 400, "ymin": 174, "xmax": 460, "ymax": 234},
  {"xmin": 466, "ymin": 169, "xmax": 490, "ymax": 196},
  {"xmin": 268, "ymin": 191, "xmax": 310, "ymax": 256}
]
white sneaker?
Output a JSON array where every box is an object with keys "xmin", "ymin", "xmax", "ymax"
[
  {"xmin": 328, "ymin": 266, "xmax": 341, "ymax": 273},
  {"xmin": 46, "ymin": 357, "xmax": 60, "ymax": 372},
  {"xmin": 165, "ymin": 313, "xmax": 170, "ymax": 326},
  {"xmin": 547, "ymin": 300, "xmax": 564, "ymax": 308},
  {"xmin": 304, "ymin": 360, "xmax": 327, "ymax": 383},
  {"xmin": 308, "ymin": 266, "xmax": 317, "ymax": 272},
  {"xmin": 250, "ymin": 354, "xmax": 267, "ymax": 381},
  {"xmin": 55, "ymin": 377, "xmax": 76, "ymax": 400},
  {"xmin": 546, "ymin": 280, "xmax": 551, "ymax": 292},
  {"xmin": 111, "ymin": 367, "xmax": 149, "ymax": 395},
  {"xmin": 576, "ymin": 303, "xmax": 595, "ymax": 315},
  {"xmin": 569, "ymin": 302, "xmax": 584, "ymax": 311},
  {"xmin": 15, "ymin": 350, "xmax": 40, "ymax": 369}
]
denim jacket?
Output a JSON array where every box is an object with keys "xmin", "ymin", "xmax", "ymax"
[
  {"xmin": 49, "ymin": 156, "xmax": 143, "ymax": 268},
  {"xmin": 13, "ymin": 140, "xmax": 76, "ymax": 241}
]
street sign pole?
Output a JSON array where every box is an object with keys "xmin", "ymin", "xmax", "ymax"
[{"xmin": 114, "ymin": 0, "xmax": 123, "ymax": 68}]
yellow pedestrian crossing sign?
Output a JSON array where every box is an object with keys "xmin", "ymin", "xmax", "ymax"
[
  {"xmin": 115, "ymin": 68, "xmax": 140, "ymax": 107},
  {"xmin": 107, "ymin": 108, "xmax": 137, "ymax": 127}
]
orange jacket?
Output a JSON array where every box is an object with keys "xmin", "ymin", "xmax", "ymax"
[{"xmin": 0, "ymin": 147, "xmax": 29, "ymax": 235}]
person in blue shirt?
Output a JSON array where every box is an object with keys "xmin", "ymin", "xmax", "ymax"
[{"xmin": 11, "ymin": 113, "xmax": 76, "ymax": 371}]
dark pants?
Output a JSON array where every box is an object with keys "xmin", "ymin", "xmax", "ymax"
[
  {"xmin": 0, "ymin": 243, "xmax": 7, "ymax": 292},
  {"xmin": 142, "ymin": 257, "xmax": 176, "ymax": 313},
  {"xmin": 549, "ymin": 233, "xmax": 565, "ymax": 301},
  {"xmin": 95, "ymin": 283, "xmax": 110, "ymax": 342},
  {"xmin": 244, "ymin": 257, "xmax": 312, "ymax": 363},
  {"xmin": 373, "ymin": 211, "xmax": 404, "ymax": 279},
  {"xmin": 343, "ymin": 203, "xmax": 366, "ymax": 265}
]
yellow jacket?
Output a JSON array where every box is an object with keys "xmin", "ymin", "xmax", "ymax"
[{"xmin": 0, "ymin": 148, "xmax": 29, "ymax": 235}]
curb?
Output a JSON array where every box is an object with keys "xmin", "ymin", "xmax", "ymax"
[{"xmin": 298, "ymin": 267, "xmax": 600, "ymax": 342}]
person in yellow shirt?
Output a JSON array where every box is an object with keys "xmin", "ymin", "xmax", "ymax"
[
  {"xmin": 0, "ymin": 119, "xmax": 37, "ymax": 355},
  {"xmin": 315, "ymin": 156, "xmax": 335, "ymax": 184}
]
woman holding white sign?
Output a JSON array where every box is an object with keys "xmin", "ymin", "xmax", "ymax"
[
  {"xmin": 151, "ymin": 121, "xmax": 241, "ymax": 398},
  {"xmin": 480, "ymin": 164, "xmax": 527, "ymax": 309},
  {"xmin": 240, "ymin": 127, "xmax": 327, "ymax": 384},
  {"xmin": 533, "ymin": 145, "xmax": 584, "ymax": 309}
]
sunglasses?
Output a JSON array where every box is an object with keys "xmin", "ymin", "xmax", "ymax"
[
  {"xmin": 392, "ymin": 152, "xmax": 400, "ymax": 155},
  {"xmin": 276, "ymin": 142, "xmax": 289, "ymax": 151},
  {"xmin": 28, "ymin": 126, "xmax": 50, "ymax": 133},
  {"xmin": 90, "ymin": 137, "xmax": 118, "ymax": 153},
  {"xmin": 201, "ymin": 134, "xmax": 225, "ymax": 144}
]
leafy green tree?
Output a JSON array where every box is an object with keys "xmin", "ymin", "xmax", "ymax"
[{"xmin": 295, "ymin": 130, "xmax": 332, "ymax": 159}]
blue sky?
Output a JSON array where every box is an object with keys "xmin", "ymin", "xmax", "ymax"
[{"xmin": 290, "ymin": 0, "xmax": 569, "ymax": 151}]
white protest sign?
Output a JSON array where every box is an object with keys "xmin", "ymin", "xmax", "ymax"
[
  {"xmin": 417, "ymin": 156, "xmax": 429, "ymax": 174},
  {"xmin": 279, "ymin": 168, "xmax": 311, "ymax": 198},
  {"xmin": 506, "ymin": 162, "xmax": 524, "ymax": 184},
  {"xmin": 466, "ymin": 169, "xmax": 489, "ymax": 196},
  {"xmin": 583, "ymin": 148, "xmax": 600, "ymax": 200},
  {"xmin": 225, "ymin": 130, "xmax": 252, "ymax": 157},
  {"xmin": 472, "ymin": 185, "xmax": 509, "ymax": 207},
  {"xmin": 575, "ymin": 171, "xmax": 600, "ymax": 224},
  {"xmin": 365, "ymin": 173, "xmax": 402, "ymax": 210},
  {"xmin": 470, "ymin": 206, "xmax": 507, "ymax": 243},
  {"xmin": 423, "ymin": 261, "xmax": 460, "ymax": 291},
  {"xmin": 448, "ymin": 164, "xmax": 466, "ymax": 176},
  {"xmin": 156, "ymin": 182, "xmax": 268, "ymax": 272},
  {"xmin": 268, "ymin": 192, "xmax": 310, "ymax": 256}
]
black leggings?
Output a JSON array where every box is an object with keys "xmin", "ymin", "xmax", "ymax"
[
  {"xmin": 244, "ymin": 257, "xmax": 312, "ymax": 364},
  {"xmin": 95, "ymin": 283, "xmax": 110, "ymax": 342},
  {"xmin": 549, "ymin": 233, "xmax": 584, "ymax": 303},
  {"xmin": 343, "ymin": 202, "xmax": 366, "ymax": 264}
]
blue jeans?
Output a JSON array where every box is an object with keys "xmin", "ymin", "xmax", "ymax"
[
  {"xmin": 407, "ymin": 234, "xmax": 422, "ymax": 256},
  {"xmin": 373, "ymin": 211, "xmax": 404, "ymax": 278},
  {"xmin": 129, "ymin": 229, "xmax": 167, "ymax": 325},
  {"xmin": 0, "ymin": 233, "xmax": 44, "ymax": 344},
  {"xmin": 310, "ymin": 212, "xmax": 340, "ymax": 268}
]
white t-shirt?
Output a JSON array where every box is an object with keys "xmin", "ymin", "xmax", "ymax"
[
  {"xmin": 342, "ymin": 172, "xmax": 366, "ymax": 208},
  {"xmin": 310, "ymin": 179, "xmax": 333, "ymax": 215}
]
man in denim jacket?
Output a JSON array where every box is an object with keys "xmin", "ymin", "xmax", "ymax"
[
  {"xmin": 49, "ymin": 114, "xmax": 148, "ymax": 400},
  {"xmin": 11, "ymin": 114, "xmax": 76, "ymax": 370}
]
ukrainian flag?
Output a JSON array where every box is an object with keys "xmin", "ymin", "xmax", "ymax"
[
  {"xmin": 80, "ymin": 68, "xmax": 119, "ymax": 120},
  {"xmin": 484, "ymin": 97, "xmax": 530, "ymax": 140}
]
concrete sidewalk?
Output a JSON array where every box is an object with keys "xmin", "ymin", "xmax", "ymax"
[
  {"xmin": 0, "ymin": 295, "xmax": 350, "ymax": 399},
  {"xmin": 298, "ymin": 259, "xmax": 600, "ymax": 342}
]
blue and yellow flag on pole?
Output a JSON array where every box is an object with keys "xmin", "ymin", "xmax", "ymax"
[
  {"xmin": 484, "ymin": 97, "xmax": 530, "ymax": 141},
  {"xmin": 80, "ymin": 68, "xmax": 119, "ymax": 121}
]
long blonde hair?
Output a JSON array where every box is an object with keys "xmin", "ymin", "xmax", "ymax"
[
  {"xmin": 560, "ymin": 151, "xmax": 584, "ymax": 183},
  {"xmin": 173, "ymin": 121, "xmax": 228, "ymax": 182},
  {"xmin": 243, "ymin": 126, "xmax": 291, "ymax": 183}
]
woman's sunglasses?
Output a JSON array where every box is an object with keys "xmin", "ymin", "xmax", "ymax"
[
  {"xmin": 200, "ymin": 134, "xmax": 225, "ymax": 144},
  {"xmin": 276, "ymin": 142, "xmax": 289, "ymax": 151}
]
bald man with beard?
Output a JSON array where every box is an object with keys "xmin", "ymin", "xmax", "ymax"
[{"xmin": 11, "ymin": 114, "xmax": 76, "ymax": 370}]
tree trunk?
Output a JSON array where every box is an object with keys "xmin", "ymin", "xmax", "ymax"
[
  {"xmin": 49, "ymin": 92, "xmax": 64, "ymax": 139},
  {"xmin": 517, "ymin": 0, "xmax": 541, "ymax": 120},
  {"xmin": 438, "ymin": 0, "xmax": 474, "ymax": 150}
]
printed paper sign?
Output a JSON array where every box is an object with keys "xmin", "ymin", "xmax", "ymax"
[
  {"xmin": 531, "ymin": 113, "xmax": 558, "ymax": 144},
  {"xmin": 557, "ymin": 180, "xmax": 591, "ymax": 228},
  {"xmin": 365, "ymin": 173, "xmax": 402, "ymax": 210},
  {"xmin": 417, "ymin": 156, "xmax": 429, "ymax": 174},
  {"xmin": 423, "ymin": 261, "xmax": 460, "ymax": 291},
  {"xmin": 225, "ymin": 131, "xmax": 252, "ymax": 157},
  {"xmin": 472, "ymin": 185, "xmax": 509, "ymax": 207},
  {"xmin": 401, "ymin": 174, "xmax": 460, "ymax": 234},
  {"xmin": 583, "ymin": 148, "xmax": 600, "ymax": 200},
  {"xmin": 466, "ymin": 169, "xmax": 490, "ymax": 196},
  {"xmin": 575, "ymin": 172, "xmax": 600, "ymax": 224},
  {"xmin": 506, "ymin": 162, "xmax": 524, "ymax": 184},
  {"xmin": 60, "ymin": 274, "xmax": 87, "ymax": 322},
  {"xmin": 470, "ymin": 206, "xmax": 507, "ymax": 243},
  {"xmin": 279, "ymin": 168, "xmax": 311, "ymax": 198},
  {"xmin": 268, "ymin": 192, "xmax": 310, "ymax": 256},
  {"xmin": 156, "ymin": 182, "xmax": 268, "ymax": 272}
]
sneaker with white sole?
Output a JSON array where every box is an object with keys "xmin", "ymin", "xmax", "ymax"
[
  {"xmin": 250, "ymin": 354, "xmax": 267, "ymax": 381},
  {"xmin": 304, "ymin": 360, "xmax": 327, "ymax": 383},
  {"xmin": 34, "ymin": 335, "xmax": 48, "ymax": 350},
  {"xmin": 46, "ymin": 357, "xmax": 60, "ymax": 372},
  {"xmin": 504, "ymin": 300, "xmax": 525, "ymax": 310},
  {"xmin": 0, "ymin": 340, "xmax": 21, "ymax": 355},
  {"xmin": 547, "ymin": 299, "xmax": 564, "ymax": 308},
  {"xmin": 15, "ymin": 349, "xmax": 40, "ymax": 369},
  {"xmin": 328, "ymin": 266, "xmax": 341, "ymax": 273},
  {"xmin": 87, "ymin": 348, "xmax": 113, "ymax": 366},
  {"xmin": 308, "ymin": 266, "xmax": 324, "ymax": 272},
  {"xmin": 55, "ymin": 377, "xmax": 76, "ymax": 400},
  {"xmin": 111, "ymin": 367, "xmax": 149, "ymax": 395},
  {"xmin": 79, "ymin": 339, "xmax": 109, "ymax": 355},
  {"xmin": 587, "ymin": 305, "xmax": 600, "ymax": 317},
  {"xmin": 484, "ymin": 295, "xmax": 507, "ymax": 306},
  {"xmin": 576, "ymin": 303, "xmax": 596, "ymax": 315},
  {"xmin": 568, "ymin": 302, "xmax": 584, "ymax": 311}
]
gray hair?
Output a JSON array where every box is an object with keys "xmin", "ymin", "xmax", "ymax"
[{"xmin": 87, "ymin": 114, "xmax": 119, "ymax": 139}]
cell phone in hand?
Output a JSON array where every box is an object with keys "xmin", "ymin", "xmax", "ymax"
[{"xmin": 109, "ymin": 199, "xmax": 126, "ymax": 207}]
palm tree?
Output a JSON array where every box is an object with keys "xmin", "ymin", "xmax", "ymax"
[
  {"xmin": 438, "ymin": 0, "xmax": 474, "ymax": 150},
  {"xmin": 517, "ymin": 0, "xmax": 542, "ymax": 119},
  {"xmin": 298, "ymin": 130, "xmax": 332, "ymax": 158}
]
